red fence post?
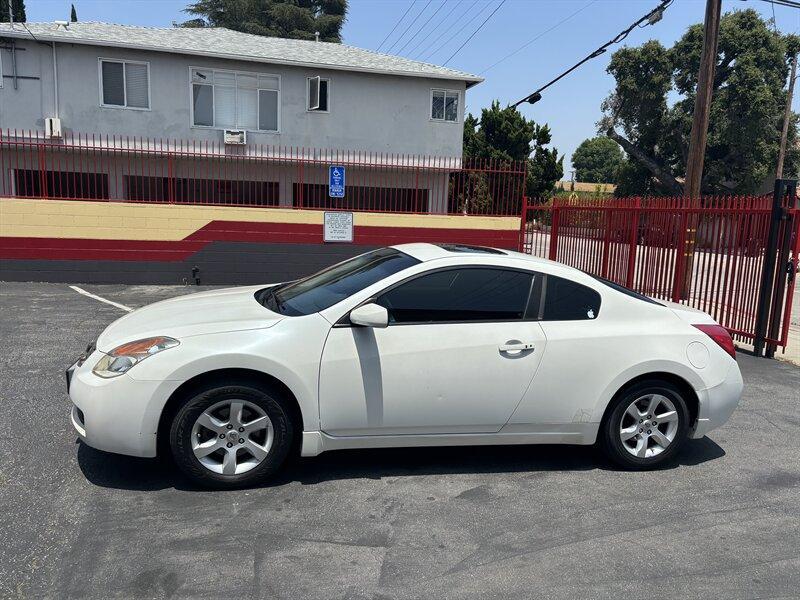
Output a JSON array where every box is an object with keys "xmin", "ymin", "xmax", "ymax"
[
  {"xmin": 671, "ymin": 209, "xmax": 690, "ymax": 302},
  {"xmin": 297, "ymin": 150, "xmax": 304, "ymax": 209},
  {"xmin": 518, "ymin": 195, "xmax": 528, "ymax": 252},
  {"xmin": 601, "ymin": 204, "xmax": 613, "ymax": 278},
  {"xmin": 779, "ymin": 207, "xmax": 800, "ymax": 348},
  {"xmin": 626, "ymin": 196, "xmax": 641, "ymax": 287},
  {"xmin": 167, "ymin": 149, "xmax": 175, "ymax": 204},
  {"xmin": 37, "ymin": 139, "xmax": 48, "ymax": 199},
  {"xmin": 548, "ymin": 200, "xmax": 560, "ymax": 261}
]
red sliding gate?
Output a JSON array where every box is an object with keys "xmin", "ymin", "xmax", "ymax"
[{"xmin": 520, "ymin": 185, "xmax": 799, "ymax": 353}]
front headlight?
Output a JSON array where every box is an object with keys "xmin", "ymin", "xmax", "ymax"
[{"xmin": 93, "ymin": 336, "xmax": 179, "ymax": 378}]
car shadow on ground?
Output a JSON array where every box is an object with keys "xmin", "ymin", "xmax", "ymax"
[{"xmin": 75, "ymin": 435, "xmax": 726, "ymax": 492}]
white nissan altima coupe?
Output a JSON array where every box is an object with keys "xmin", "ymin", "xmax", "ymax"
[{"xmin": 67, "ymin": 243, "xmax": 743, "ymax": 488}]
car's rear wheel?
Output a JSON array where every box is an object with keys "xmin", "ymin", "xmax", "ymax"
[
  {"xmin": 170, "ymin": 384, "xmax": 293, "ymax": 489},
  {"xmin": 600, "ymin": 380, "xmax": 690, "ymax": 469}
]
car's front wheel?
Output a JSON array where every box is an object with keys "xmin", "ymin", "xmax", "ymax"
[
  {"xmin": 170, "ymin": 383, "xmax": 294, "ymax": 489},
  {"xmin": 600, "ymin": 380, "xmax": 690, "ymax": 469}
]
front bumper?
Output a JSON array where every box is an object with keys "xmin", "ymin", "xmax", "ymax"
[
  {"xmin": 67, "ymin": 350, "xmax": 181, "ymax": 457},
  {"xmin": 691, "ymin": 361, "xmax": 744, "ymax": 439}
]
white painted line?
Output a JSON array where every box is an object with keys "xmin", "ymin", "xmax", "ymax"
[{"xmin": 69, "ymin": 285, "xmax": 134, "ymax": 313}]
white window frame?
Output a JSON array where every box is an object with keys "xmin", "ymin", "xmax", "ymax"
[
  {"xmin": 189, "ymin": 66, "xmax": 281, "ymax": 134},
  {"xmin": 306, "ymin": 76, "xmax": 331, "ymax": 113},
  {"xmin": 430, "ymin": 88, "xmax": 460, "ymax": 123},
  {"xmin": 98, "ymin": 58, "xmax": 151, "ymax": 111}
]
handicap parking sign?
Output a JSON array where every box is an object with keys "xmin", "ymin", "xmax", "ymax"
[{"xmin": 329, "ymin": 165, "xmax": 345, "ymax": 198}]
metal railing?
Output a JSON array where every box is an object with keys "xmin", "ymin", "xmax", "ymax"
[
  {"xmin": 521, "ymin": 194, "xmax": 799, "ymax": 350},
  {"xmin": 0, "ymin": 129, "xmax": 527, "ymax": 216}
]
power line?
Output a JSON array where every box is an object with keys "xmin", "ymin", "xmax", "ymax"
[
  {"xmin": 419, "ymin": 0, "xmax": 494, "ymax": 61},
  {"xmin": 385, "ymin": 0, "xmax": 435, "ymax": 54},
  {"xmin": 396, "ymin": 0, "xmax": 450, "ymax": 55},
  {"xmin": 443, "ymin": 0, "xmax": 507, "ymax": 66},
  {"xmin": 479, "ymin": 0, "xmax": 597, "ymax": 75},
  {"xmin": 405, "ymin": 0, "xmax": 464, "ymax": 58},
  {"xmin": 376, "ymin": 1, "xmax": 417, "ymax": 52},
  {"xmin": 511, "ymin": 0, "xmax": 674, "ymax": 107},
  {"xmin": 413, "ymin": 0, "xmax": 479, "ymax": 60},
  {"xmin": 756, "ymin": 0, "xmax": 800, "ymax": 9}
]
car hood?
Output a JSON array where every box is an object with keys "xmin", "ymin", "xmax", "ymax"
[{"xmin": 96, "ymin": 285, "xmax": 283, "ymax": 351}]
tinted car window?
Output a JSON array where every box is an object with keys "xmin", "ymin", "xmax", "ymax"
[
  {"xmin": 540, "ymin": 275, "xmax": 601, "ymax": 321},
  {"xmin": 589, "ymin": 274, "xmax": 663, "ymax": 306},
  {"xmin": 377, "ymin": 268, "xmax": 533, "ymax": 324},
  {"xmin": 261, "ymin": 248, "xmax": 419, "ymax": 316}
]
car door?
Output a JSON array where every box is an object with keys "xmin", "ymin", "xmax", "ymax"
[{"xmin": 318, "ymin": 267, "xmax": 547, "ymax": 436}]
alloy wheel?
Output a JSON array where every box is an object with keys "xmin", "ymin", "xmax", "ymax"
[
  {"xmin": 618, "ymin": 393, "xmax": 679, "ymax": 459},
  {"xmin": 190, "ymin": 398, "xmax": 274, "ymax": 475}
]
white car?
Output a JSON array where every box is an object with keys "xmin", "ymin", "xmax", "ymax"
[{"xmin": 67, "ymin": 243, "xmax": 743, "ymax": 488}]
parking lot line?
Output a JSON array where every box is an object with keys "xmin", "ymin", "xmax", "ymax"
[{"xmin": 68, "ymin": 285, "xmax": 133, "ymax": 312}]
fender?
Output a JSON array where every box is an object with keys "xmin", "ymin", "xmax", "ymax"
[
  {"xmin": 128, "ymin": 319, "xmax": 332, "ymax": 435},
  {"xmin": 589, "ymin": 358, "xmax": 708, "ymax": 424}
]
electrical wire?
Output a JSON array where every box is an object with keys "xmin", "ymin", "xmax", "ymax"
[
  {"xmin": 376, "ymin": 1, "xmax": 417, "ymax": 52},
  {"xmin": 385, "ymin": 0, "xmax": 435, "ymax": 54},
  {"xmin": 511, "ymin": 0, "xmax": 674, "ymax": 107},
  {"xmin": 395, "ymin": 0, "xmax": 450, "ymax": 55},
  {"xmin": 756, "ymin": 0, "xmax": 800, "ymax": 9},
  {"xmin": 443, "ymin": 0, "xmax": 507, "ymax": 66},
  {"xmin": 419, "ymin": 0, "xmax": 494, "ymax": 61},
  {"xmin": 21, "ymin": 22, "xmax": 40, "ymax": 42},
  {"xmin": 405, "ymin": 0, "xmax": 464, "ymax": 58},
  {"xmin": 414, "ymin": 0, "xmax": 480, "ymax": 60},
  {"xmin": 479, "ymin": 0, "xmax": 597, "ymax": 75}
]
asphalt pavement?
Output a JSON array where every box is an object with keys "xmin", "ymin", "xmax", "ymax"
[{"xmin": 1, "ymin": 282, "xmax": 799, "ymax": 599}]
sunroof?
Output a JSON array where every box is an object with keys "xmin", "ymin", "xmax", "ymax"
[{"xmin": 435, "ymin": 244, "xmax": 506, "ymax": 255}]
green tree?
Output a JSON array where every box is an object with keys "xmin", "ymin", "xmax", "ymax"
[
  {"xmin": 463, "ymin": 101, "xmax": 563, "ymax": 203},
  {"xmin": 179, "ymin": 0, "xmax": 348, "ymax": 43},
  {"xmin": 70, "ymin": 4, "xmax": 77, "ymax": 22},
  {"xmin": 600, "ymin": 9, "xmax": 799, "ymax": 195},
  {"xmin": 572, "ymin": 136, "xmax": 623, "ymax": 183},
  {"xmin": 0, "ymin": 0, "xmax": 26, "ymax": 22}
]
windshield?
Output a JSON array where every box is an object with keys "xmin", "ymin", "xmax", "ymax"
[{"xmin": 258, "ymin": 248, "xmax": 420, "ymax": 316}]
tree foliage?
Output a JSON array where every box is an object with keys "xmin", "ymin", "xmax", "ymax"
[
  {"xmin": 0, "ymin": 0, "xmax": 26, "ymax": 22},
  {"xmin": 572, "ymin": 136, "xmax": 623, "ymax": 183},
  {"xmin": 601, "ymin": 9, "xmax": 800, "ymax": 195},
  {"xmin": 464, "ymin": 101, "xmax": 563, "ymax": 202},
  {"xmin": 70, "ymin": 4, "xmax": 77, "ymax": 22},
  {"xmin": 180, "ymin": 0, "xmax": 347, "ymax": 43}
]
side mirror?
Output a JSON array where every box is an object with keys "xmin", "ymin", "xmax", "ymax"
[{"xmin": 349, "ymin": 303, "xmax": 389, "ymax": 328}]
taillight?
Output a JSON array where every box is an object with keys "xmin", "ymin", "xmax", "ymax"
[{"xmin": 693, "ymin": 324, "xmax": 736, "ymax": 360}]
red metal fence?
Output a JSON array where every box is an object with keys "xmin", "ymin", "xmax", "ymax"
[
  {"xmin": 3, "ymin": 130, "xmax": 796, "ymax": 353},
  {"xmin": 0, "ymin": 129, "xmax": 527, "ymax": 216},
  {"xmin": 521, "ymin": 193, "xmax": 800, "ymax": 351}
]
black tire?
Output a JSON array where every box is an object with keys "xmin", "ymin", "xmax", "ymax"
[
  {"xmin": 599, "ymin": 379, "xmax": 690, "ymax": 470},
  {"xmin": 170, "ymin": 383, "xmax": 294, "ymax": 489}
]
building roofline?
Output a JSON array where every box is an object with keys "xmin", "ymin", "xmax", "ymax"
[{"xmin": 0, "ymin": 25, "xmax": 484, "ymax": 88}]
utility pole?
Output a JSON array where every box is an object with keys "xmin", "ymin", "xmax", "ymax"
[
  {"xmin": 685, "ymin": 0, "xmax": 721, "ymax": 202},
  {"xmin": 776, "ymin": 53, "xmax": 798, "ymax": 179},
  {"xmin": 680, "ymin": 0, "xmax": 721, "ymax": 298}
]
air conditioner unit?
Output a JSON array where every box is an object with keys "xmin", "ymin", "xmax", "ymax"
[
  {"xmin": 45, "ymin": 117, "xmax": 62, "ymax": 138},
  {"xmin": 223, "ymin": 129, "xmax": 247, "ymax": 145}
]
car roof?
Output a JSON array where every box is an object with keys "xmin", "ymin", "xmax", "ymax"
[{"xmin": 391, "ymin": 242, "xmax": 568, "ymax": 271}]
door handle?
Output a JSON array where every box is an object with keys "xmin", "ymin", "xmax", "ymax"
[{"xmin": 499, "ymin": 342, "xmax": 535, "ymax": 353}]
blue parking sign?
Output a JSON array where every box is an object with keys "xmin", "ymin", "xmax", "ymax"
[{"xmin": 329, "ymin": 165, "xmax": 345, "ymax": 198}]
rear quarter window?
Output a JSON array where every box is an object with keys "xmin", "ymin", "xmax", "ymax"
[{"xmin": 539, "ymin": 275, "xmax": 601, "ymax": 321}]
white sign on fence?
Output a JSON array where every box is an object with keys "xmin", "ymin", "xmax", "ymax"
[{"xmin": 323, "ymin": 211, "xmax": 354, "ymax": 243}]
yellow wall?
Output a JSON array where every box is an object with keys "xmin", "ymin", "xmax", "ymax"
[{"xmin": 0, "ymin": 198, "xmax": 520, "ymax": 241}]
